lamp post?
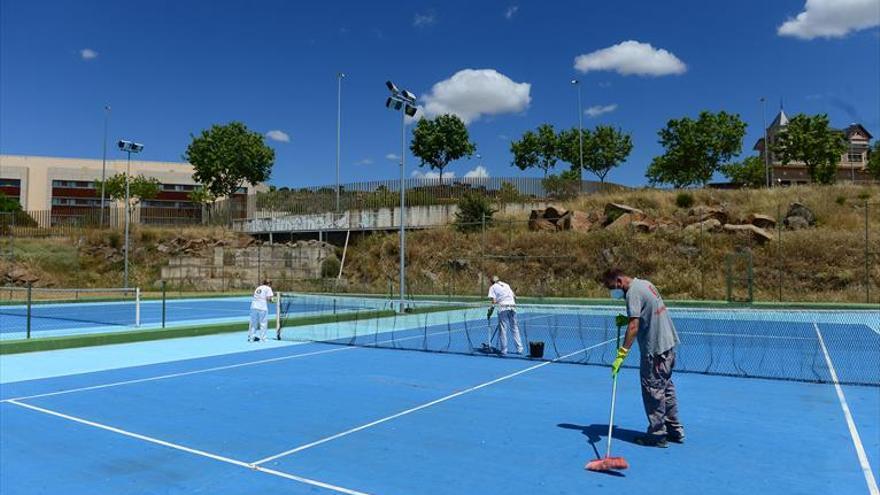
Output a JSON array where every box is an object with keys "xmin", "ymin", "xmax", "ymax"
[
  {"xmin": 385, "ymin": 80, "xmax": 418, "ymax": 312},
  {"xmin": 571, "ymin": 79, "xmax": 584, "ymax": 189},
  {"xmin": 117, "ymin": 140, "xmax": 144, "ymax": 288},
  {"xmin": 99, "ymin": 105, "xmax": 111, "ymax": 227},
  {"xmin": 761, "ymin": 97, "xmax": 770, "ymax": 187},
  {"xmin": 336, "ymin": 72, "xmax": 345, "ymax": 212}
]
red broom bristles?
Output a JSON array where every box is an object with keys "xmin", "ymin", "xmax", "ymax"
[{"xmin": 585, "ymin": 455, "xmax": 629, "ymax": 472}]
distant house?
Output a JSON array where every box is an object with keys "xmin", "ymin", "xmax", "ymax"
[{"xmin": 753, "ymin": 109, "xmax": 874, "ymax": 185}]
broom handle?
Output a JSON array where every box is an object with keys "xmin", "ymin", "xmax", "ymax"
[{"xmin": 606, "ymin": 321, "xmax": 623, "ymax": 458}]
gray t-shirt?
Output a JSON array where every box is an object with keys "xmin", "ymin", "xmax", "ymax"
[{"xmin": 625, "ymin": 278, "xmax": 679, "ymax": 356}]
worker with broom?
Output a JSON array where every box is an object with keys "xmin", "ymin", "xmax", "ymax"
[{"xmin": 602, "ymin": 267, "xmax": 684, "ymax": 448}]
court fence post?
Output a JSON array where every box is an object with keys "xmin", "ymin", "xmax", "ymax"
[
  {"xmin": 26, "ymin": 282, "xmax": 32, "ymax": 339},
  {"xmin": 866, "ymin": 201, "xmax": 870, "ymax": 304},
  {"xmin": 161, "ymin": 280, "xmax": 167, "ymax": 328}
]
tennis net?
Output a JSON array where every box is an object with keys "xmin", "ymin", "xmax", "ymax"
[
  {"xmin": 277, "ymin": 296, "xmax": 880, "ymax": 387},
  {"xmin": 0, "ymin": 286, "xmax": 141, "ymax": 337}
]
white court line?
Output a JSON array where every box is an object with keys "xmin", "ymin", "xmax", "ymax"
[
  {"xmin": 252, "ymin": 337, "xmax": 617, "ymax": 465},
  {"xmin": 5, "ymin": 399, "xmax": 370, "ymax": 495},
  {"xmin": 813, "ymin": 323, "xmax": 879, "ymax": 495},
  {"xmin": 679, "ymin": 331, "xmax": 815, "ymax": 341}
]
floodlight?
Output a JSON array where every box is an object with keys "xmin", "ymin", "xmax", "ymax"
[
  {"xmin": 401, "ymin": 89, "xmax": 416, "ymax": 103},
  {"xmin": 386, "ymin": 80, "xmax": 399, "ymax": 94},
  {"xmin": 404, "ymin": 104, "xmax": 417, "ymax": 117},
  {"xmin": 117, "ymin": 140, "xmax": 144, "ymax": 153}
]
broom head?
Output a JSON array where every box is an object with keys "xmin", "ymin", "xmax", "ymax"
[{"xmin": 585, "ymin": 456, "xmax": 629, "ymax": 472}]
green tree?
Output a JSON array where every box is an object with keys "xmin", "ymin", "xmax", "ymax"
[
  {"xmin": 93, "ymin": 173, "xmax": 161, "ymax": 205},
  {"xmin": 556, "ymin": 127, "xmax": 592, "ymax": 175},
  {"xmin": 868, "ymin": 141, "xmax": 880, "ymax": 181},
  {"xmin": 646, "ymin": 111, "xmax": 747, "ymax": 187},
  {"xmin": 772, "ymin": 113, "xmax": 846, "ymax": 184},
  {"xmin": 720, "ymin": 155, "xmax": 766, "ymax": 188},
  {"xmin": 542, "ymin": 169, "xmax": 580, "ymax": 200},
  {"xmin": 184, "ymin": 121, "xmax": 275, "ymax": 199},
  {"xmin": 584, "ymin": 125, "xmax": 633, "ymax": 183},
  {"xmin": 511, "ymin": 124, "xmax": 559, "ymax": 177},
  {"xmin": 0, "ymin": 191, "xmax": 21, "ymax": 212},
  {"xmin": 409, "ymin": 114, "xmax": 476, "ymax": 183}
]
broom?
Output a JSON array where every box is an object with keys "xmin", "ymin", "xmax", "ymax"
[{"xmin": 585, "ymin": 315, "xmax": 630, "ymax": 472}]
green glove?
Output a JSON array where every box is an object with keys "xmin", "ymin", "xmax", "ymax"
[
  {"xmin": 615, "ymin": 313, "xmax": 628, "ymax": 328},
  {"xmin": 611, "ymin": 347, "xmax": 629, "ymax": 377},
  {"xmin": 487, "ymin": 306, "xmax": 495, "ymax": 319}
]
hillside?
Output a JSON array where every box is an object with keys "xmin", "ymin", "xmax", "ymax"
[{"xmin": 2, "ymin": 184, "xmax": 878, "ymax": 305}]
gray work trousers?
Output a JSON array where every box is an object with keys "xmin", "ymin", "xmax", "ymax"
[
  {"xmin": 497, "ymin": 309, "xmax": 523, "ymax": 354},
  {"xmin": 639, "ymin": 348, "xmax": 684, "ymax": 438}
]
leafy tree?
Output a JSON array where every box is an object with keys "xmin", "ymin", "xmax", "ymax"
[
  {"xmin": 93, "ymin": 173, "xmax": 161, "ymax": 205},
  {"xmin": 497, "ymin": 181, "xmax": 523, "ymax": 204},
  {"xmin": 184, "ymin": 121, "xmax": 275, "ymax": 199},
  {"xmin": 454, "ymin": 192, "xmax": 497, "ymax": 232},
  {"xmin": 864, "ymin": 140, "xmax": 880, "ymax": 181},
  {"xmin": 646, "ymin": 111, "xmax": 746, "ymax": 187},
  {"xmin": 584, "ymin": 125, "xmax": 633, "ymax": 183},
  {"xmin": 187, "ymin": 186, "xmax": 217, "ymax": 206},
  {"xmin": 556, "ymin": 127, "xmax": 592, "ymax": 175},
  {"xmin": 511, "ymin": 124, "xmax": 559, "ymax": 177},
  {"xmin": 720, "ymin": 156, "xmax": 766, "ymax": 188},
  {"xmin": 410, "ymin": 114, "xmax": 476, "ymax": 183},
  {"xmin": 542, "ymin": 169, "xmax": 580, "ymax": 200},
  {"xmin": 0, "ymin": 191, "xmax": 21, "ymax": 213},
  {"xmin": 772, "ymin": 113, "xmax": 846, "ymax": 185}
]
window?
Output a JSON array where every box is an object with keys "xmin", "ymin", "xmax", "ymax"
[
  {"xmin": 52, "ymin": 197, "xmax": 101, "ymax": 207},
  {"xmin": 847, "ymin": 153, "xmax": 863, "ymax": 163},
  {"xmin": 52, "ymin": 180, "xmax": 95, "ymax": 189},
  {"xmin": 0, "ymin": 178, "xmax": 21, "ymax": 187},
  {"xmin": 160, "ymin": 183, "xmax": 197, "ymax": 192}
]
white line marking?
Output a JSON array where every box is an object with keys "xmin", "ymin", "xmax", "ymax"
[
  {"xmin": 2, "ymin": 346, "xmax": 357, "ymax": 403},
  {"xmin": 679, "ymin": 331, "xmax": 815, "ymax": 341},
  {"xmin": 252, "ymin": 337, "xmax": 617, "ymax": 465},
  {"xmin": 5, "ymin": 399, "xmax": 371, "ymax": 495},
  {"xmin": 813, "ymin": 323, "xmax": 879, "ymax": 495}
]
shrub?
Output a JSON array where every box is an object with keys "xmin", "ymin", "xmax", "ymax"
[
  {"xmin": 542, "ymin": 171, "xmax": 579, "ymax": 201},
  {"xmin": 321, "ymin": 256, "xmax": 341, "ymax": 278},
  {"xmin": 454, "ymin": 192, "xmax": 497, "ymax": 232},
  {"xmin": 835, "ymin": 195, "xmax": 847, "ymax": 206},
  {"xmin": 857, "ymin": 191, "xmax": 871, "ymax": 201},
  {"xmin": 107, "ymin": 231, "xmax": 122, "ymax": 249},
  {"xmin": 675, "ymin": 192, "xmax": 694, "ymax": 209}
]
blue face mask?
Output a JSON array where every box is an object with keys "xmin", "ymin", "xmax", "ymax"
[{"xmin": 609, "ymin": 288, "xmax": 625, "ymax": 300}]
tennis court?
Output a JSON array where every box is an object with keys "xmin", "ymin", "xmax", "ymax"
[
  {"xmin": 0, "ymin": 291, "xmax": 376, "ymax": 340},
  {"xmin": 1, "ymin": 302, "xmax": 878, "ymax": 494}
]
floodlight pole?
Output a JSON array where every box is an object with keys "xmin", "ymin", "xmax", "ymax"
[
  {"xmin": 336, "ymin": 73, "xmax": 344, "ymax": 212},
  {"xmin": 100, "ymin": 105, "xmax": 111, "ymax": 228},
  {"xmin": 124, "ymin": 149, "xmax": 131, "ymax": 288},
  {"xmin": 761, "ymin": 97, "xmax": 770, "ymax": 188},
  {"xmin": 574, "ymin": 80, "xmax": 584, "ymax": 190},
  {"xmin": 399, "ymin": 109, "xmax": 406, "ymax": 310}
]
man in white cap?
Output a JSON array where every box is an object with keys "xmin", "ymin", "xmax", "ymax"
[{"xmin": 487, "ymin": 275, "xmax": 524, "ymax": 355}]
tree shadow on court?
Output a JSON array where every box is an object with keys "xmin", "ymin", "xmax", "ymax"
[{"xmin": 558, "ymin": 423, "xmax": 644, "ymax": 477}]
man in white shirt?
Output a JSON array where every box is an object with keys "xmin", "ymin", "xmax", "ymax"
[
  {"xmin": 248, "ymin": 279, "xmax": 275, "ymax": 342},
  {"xmin": 487, "ymin": 275, "xmax": 524, "ymax": 355}
]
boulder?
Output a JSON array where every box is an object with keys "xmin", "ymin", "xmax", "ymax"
[
  {"xmin": 785, "ymin": 202, "xmax": 816, "ymax": 226},
  {"xmin": 604, "ymin": 213, "xmax": 635, "ymax": 230},
  {"xmin": 723, "ymin": 224, "xmax": 774, "ymax": 244},
  {"xmin": 785, "ymin": 216, "xmax": 810, "ymax": 230},
  {"xmin": 604, "ymin": 203, "xmax": 644, "ymax": 225},
  {"xmin": 632, "ymin": 221, "xmax": 655, "ymax": 233},
  {"xmin": 569, "ymin": 211, "xmax": 594, "ymax": 232},
  {"xmin": 685, "ymin": 218, "xmax": 722, "ymax": 233},
  {"xmin": 688, "ymin": 205, "xmax": 729, "ymax": 225},
  {"xmin": 748, "ymin": 214, "xmax": 776, "ymax": 230},
  {"xmin": 529, "ymin": 218, "xmax": 557, "ymax": 232}
]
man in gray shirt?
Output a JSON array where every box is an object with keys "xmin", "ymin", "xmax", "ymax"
[{"xmin": 602, "ymin": 267, "xmax": 684, "ymax": 448}]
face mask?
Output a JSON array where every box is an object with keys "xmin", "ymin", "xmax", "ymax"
[{"xmin": 609, "ymin": 288, "xmax": 625, "ymax": 300}]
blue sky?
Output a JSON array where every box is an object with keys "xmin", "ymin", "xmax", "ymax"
[{"xmin": 1, "ymin": 0, "xmax": 878, "ymax": 187}]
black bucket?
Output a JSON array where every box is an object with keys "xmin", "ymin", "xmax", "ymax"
[{"xmin": 529, "ymin": 341, "xmax": 545, "ymax": 359}]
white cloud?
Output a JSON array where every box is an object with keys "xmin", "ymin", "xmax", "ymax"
[
  {"xmin": 464, "ymin": 166, "xmax": 489, "ymax": 178},
  {"xmin": 385, "ymin": 153, "xmax": 400, "ymax": 161},
  {"xmin": 265, "ymin": 130, "xmax": 290, "ymax": 143},
  {"xmin": 80, "ymin": 48, "xmax": 98, "ymax": 60},
  {"xmin": 411, "ymin": 169, "xmax": 447, "ymax": 179},
  {"xmin": 585, "ymin": 104, "xmax": 618, "ymax": 118},
  {"xmin": 413, "ymin": 11, "xmax": 436, "ymax": 27},
  {"xmin": 778, "ymin": 0, "xmax": 879, "ymax": 39},
  {"xmin": 355, "ymin": 158, "xmax": 374, "ymax": 165},
  {"xmin": 574, "ymin": 40, "xmax": 687, "ymax": 76},
  {"xmin": 505, "ymin": 6, "xmax": 519, "ymax": 20},
  {"xmin": 421, "ymin": 69, "xmax": 532, "ymax": 124}
]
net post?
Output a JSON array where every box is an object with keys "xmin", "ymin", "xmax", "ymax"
[
  {"xmin": 161, "ymin": 280, "xmax": 167, "ymax": 328},
  {"xmin": 135, "ymin": 287, "xmax": 141, "ymax": 327},
  {"xmin": 26, "ymin": 282, "xmax": 32, "ymax": 339}
]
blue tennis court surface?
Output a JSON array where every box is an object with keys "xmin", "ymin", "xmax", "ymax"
[
  {"xmin": 2, "ymin": 317, "xmax": 878, "ymax": 494},
  {"xmin": 0, "ymin": 295, "xmax": 373, "ymax": 340}
]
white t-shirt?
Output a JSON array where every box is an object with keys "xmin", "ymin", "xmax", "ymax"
[
  {"xmin": 488, "ymin": 281, "xmax": 516, "ymax": 308},
  {"xmin": 250, "ymin": 285, "xmax": 274, "ymax": 311}
]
